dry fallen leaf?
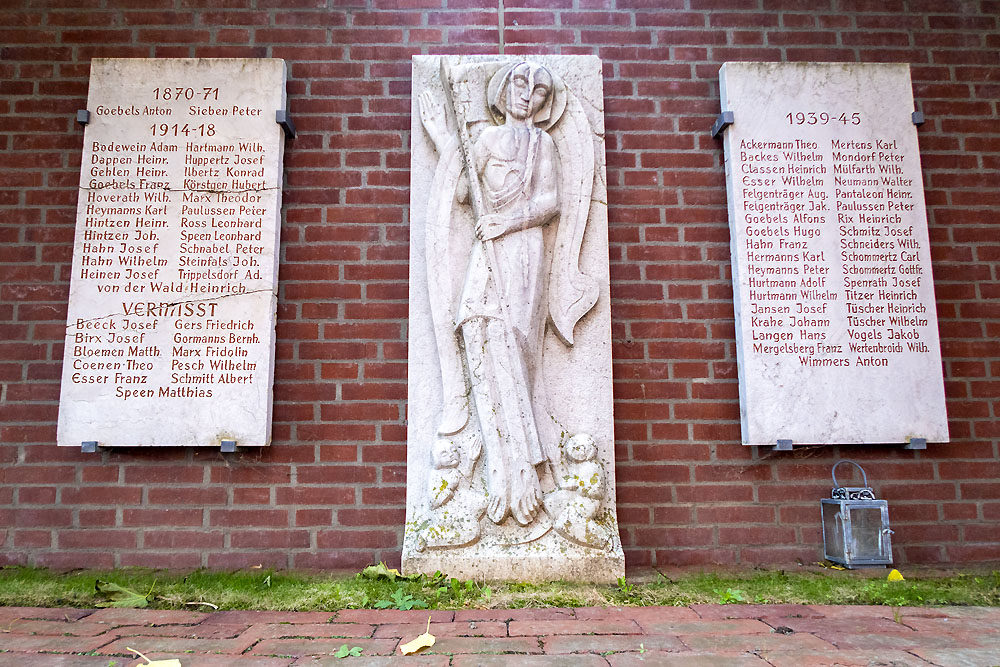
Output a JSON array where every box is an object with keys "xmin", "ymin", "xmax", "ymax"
[
  {"xmin": 887, "ymin": 569, "xmax": 905, "ymax": 582},
  {"xmin": 95, "ymin": 580, "xmax": 154, "ymax": 608},
  {"xmin": 362, "ymin": 562, "xmax": 402, "ymax": 580},
  {"xmin": 128, "ymin": 646, "xmax": 182, "ymax": 666},
  {"xmin": 814, "ymin": 560, "xmax": 846, "ymax": 570},
  {"xmin": 399, "ymin": 616, "xmax": 435, "ymax": 655}
]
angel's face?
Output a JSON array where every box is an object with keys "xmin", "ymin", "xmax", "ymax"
[
  {"xmin": 566, "ymin": 434, "xmax": 597, "ymax": 463},
  {"xmin": 432, "ymin": 439, "xmax": 460, "ymax": 468},
  {"xmin": 507, "ymin": 63, "xmax": 552, "ymax": 121}
]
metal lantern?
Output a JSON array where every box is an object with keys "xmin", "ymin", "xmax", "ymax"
[{"xmin": 821, "ymin": 460, "xmax": 894, "ymax": 568}]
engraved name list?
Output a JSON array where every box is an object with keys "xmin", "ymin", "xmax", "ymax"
[
  {"xmin": 720, "ymin": 62, "xmax": 948, "ymax": 447},
  {"xmin": 58, "ymin": 58, "xmax": 287, "ymax": 448}
]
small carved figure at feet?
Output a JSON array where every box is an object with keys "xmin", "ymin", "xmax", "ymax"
[
  {"xmin": 543, "ymin": 433, "xmax": 611, "ymax": 550},
  {"xmin": 415, "ymin": 438, "xmax": 486, "ymax": 552},
  {"xmin": 428, "ymin": 438, "xmax": 461, "ymax": 509}
]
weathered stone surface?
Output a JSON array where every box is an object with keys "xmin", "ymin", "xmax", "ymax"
[
  {"xmin": 719, "ymin": 62, "xmax": 948, "ymax": 446},
  {"xmin": 404, "ymin": 54, "xmax": 623, "ymax": 583},
  {"xmin": 57, "ymin": 58, "xmax": 287, "ymax": 448}
]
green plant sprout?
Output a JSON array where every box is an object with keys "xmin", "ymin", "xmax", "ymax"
[{"xmin": 333, "ymin": 644, "xmax": 363, "ymax": 658}]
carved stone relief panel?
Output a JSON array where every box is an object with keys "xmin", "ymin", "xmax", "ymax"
[{"xmin": 404, "ymin": 55, "xmax": 623, "ymax": 582}]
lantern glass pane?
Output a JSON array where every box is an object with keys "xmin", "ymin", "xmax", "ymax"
[
  {"xmin": 848, "ymin": 506, "xmax": 884, "ymax": 560},
  {"xmin": 822, "ymin": 501, "xmax": 845, "ymax": 561}
]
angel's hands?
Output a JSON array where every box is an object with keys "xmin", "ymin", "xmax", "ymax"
[
  {"xmin": 419, "ymin": 91, "xmax": 449, "ymax": 153},
  {"xmin": 474, "ymin": 212, "xmax": 510, "ymax": 241}
]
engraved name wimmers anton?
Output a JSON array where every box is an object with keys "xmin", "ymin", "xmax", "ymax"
[{"xmin": 404, "ymin": 56, "xmax": 624, "ymax": 582}]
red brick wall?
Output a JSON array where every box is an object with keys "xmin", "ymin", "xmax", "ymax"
[{"xmin": 2, "ymin": 1, "xmax": 998, "ymax": 571}]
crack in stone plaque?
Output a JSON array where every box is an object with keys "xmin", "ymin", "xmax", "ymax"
[{"xmin": 65, "ymin": 288, "xmax": 278, "ymax": 331}]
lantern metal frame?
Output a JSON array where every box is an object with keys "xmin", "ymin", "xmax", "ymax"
[{"xmin": 821, "ymin": 460, "xmax": 894, "ymax": 568}]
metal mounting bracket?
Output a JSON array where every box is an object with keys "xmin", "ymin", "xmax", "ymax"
[
  {"xmin": 76, "ymin": 109, "xmax": 91, "ymax": 127},
  {"xmin": 81, "ymin": 441, "xmax": 98, "ymax": 453},
  {"xmin": 275, "ymin": 110, "xmax": 295, "ymax": 139},
  {"xmin": 912, "ymin": 111, "xmax": 924, "ymax": 126},
  {"xmin": 904, "ymin": 437, "xmax": 927, "ymax": 450},
  {"xmin": 711, "ymin": 111, "xmax": 734, "ymax": 139},
  {"xmin": 220, "ymin": 439, "xmax": 237, "ymax": 453},
  {"xmin": 774, "ymin": 439, "xmax": 794, "ymax": 452}
]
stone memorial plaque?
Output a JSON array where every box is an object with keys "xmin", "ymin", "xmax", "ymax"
[
  {"xmin": 403, "ymin": 55, "xmax": 624, "ymax": 581},
  {"xmin": 720, "ymin": 62, "xmax": 948, "ymax": 447},
  {"xmin": 57, "ymin": 58, "xmax": 287, "ymax": 447}
]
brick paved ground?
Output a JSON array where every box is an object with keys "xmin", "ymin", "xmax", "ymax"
[{"xmin": 1, "ymin": 605, "xmax": 998, "ymax": 666}]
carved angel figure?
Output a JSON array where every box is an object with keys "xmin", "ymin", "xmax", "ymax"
[
  {"xmin": 543, "ymin": 433, "xmax": 612, "ymax": 550},
  {"xmin": 415, "ymin": 438, "xmax": 486, "ymax": 552},
  {"xmin": 419, "ymin": 59, "xmax": 599, "ymax": 534}
]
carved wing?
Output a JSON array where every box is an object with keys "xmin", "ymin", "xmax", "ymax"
[
  {"xmin": 423, "ymin": 138, "xmax": 471, "ymax": 436},
  {"xmin": 547, "ymin": 87, "xmax": 599, "ymax": 346}
]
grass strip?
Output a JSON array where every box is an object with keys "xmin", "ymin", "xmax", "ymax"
[{"xmin": 1, "ymin": 566, "xmax": 997, "ymax": 611}]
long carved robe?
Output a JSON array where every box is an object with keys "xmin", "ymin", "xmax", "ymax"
[
  {"xmin": 457, "ymin": 125, "xmax": 556, "ymax": 514},
  {"xmin": 422, "ymin": 61, "xmax": 599, "ymax": 525}
]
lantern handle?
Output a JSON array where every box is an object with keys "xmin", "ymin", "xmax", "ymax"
[{"xmin": 832, "ymin": 459, "xmax": 868, "ymax": 489}]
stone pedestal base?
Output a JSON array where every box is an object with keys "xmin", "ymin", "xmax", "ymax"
[{"xmin": 404, "ymin": 529, "xmax": 624, "ymax": 583}]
